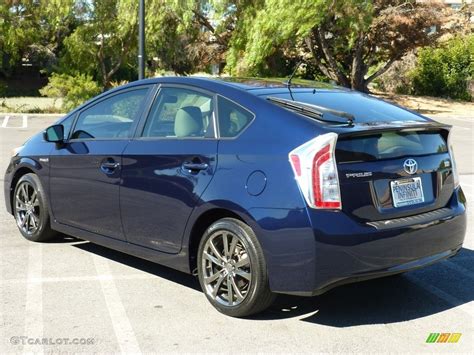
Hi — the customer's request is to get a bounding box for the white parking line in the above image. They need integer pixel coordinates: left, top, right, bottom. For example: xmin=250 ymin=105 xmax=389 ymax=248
xmin=444 ymin=261 xmax=474 ymax=281
xmin=93 ymin=256 xmax=141 ymax=354
xmin=452 ymin=125 xmax=471 ymax=131
xmin=438 ymin=116 xmax=474 ymax=123
xmin=0 ymin=274 xmax=156 ymax=285
xmin=24 ymin=245 xmax=44 ymax=354
xmin=1 ymin=115 xmax=9 ymax=128
xmin=0 ymin=115 xmax=28 ymax=128
xmin=407 ymin=274 xmax=474 ymax=316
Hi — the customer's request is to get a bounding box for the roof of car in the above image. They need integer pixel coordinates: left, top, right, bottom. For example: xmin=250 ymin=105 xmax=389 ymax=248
xmin=126 ymin=76 xmax=349 ymax=96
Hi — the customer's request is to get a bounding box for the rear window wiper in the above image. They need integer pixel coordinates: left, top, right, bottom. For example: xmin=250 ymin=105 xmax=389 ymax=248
xmin=267 ymin=96 xmax=355 ymax=125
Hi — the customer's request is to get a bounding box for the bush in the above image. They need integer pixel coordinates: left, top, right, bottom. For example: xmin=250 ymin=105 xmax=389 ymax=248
xmin=40 ymin=73 xmax=101 ymax=111
xmin=410 ymin=35 xmax=474 ymax=101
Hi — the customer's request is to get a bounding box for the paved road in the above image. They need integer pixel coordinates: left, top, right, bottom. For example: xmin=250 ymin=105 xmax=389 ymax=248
xmin=0 ymin=114 xmax=473 ymax=353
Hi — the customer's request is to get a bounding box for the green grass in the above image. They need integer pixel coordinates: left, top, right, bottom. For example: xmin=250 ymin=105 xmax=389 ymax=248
xmin=0 ymin=97 xmax=64 ymax=114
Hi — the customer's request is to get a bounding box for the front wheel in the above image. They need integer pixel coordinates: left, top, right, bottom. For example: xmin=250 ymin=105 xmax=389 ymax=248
xmin=13 ymin=173 xmax=57 ymax=242
xmin=197 ymin=218 xmax=275 ymax=317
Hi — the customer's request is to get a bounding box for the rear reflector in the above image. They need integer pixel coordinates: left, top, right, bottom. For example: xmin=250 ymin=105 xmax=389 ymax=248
xmin=289 ymin=132 xmax=341 ymax=209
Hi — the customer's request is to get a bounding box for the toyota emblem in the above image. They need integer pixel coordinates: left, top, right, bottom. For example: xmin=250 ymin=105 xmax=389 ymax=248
xmin=403 ymin=159 xmax=418 ymax=175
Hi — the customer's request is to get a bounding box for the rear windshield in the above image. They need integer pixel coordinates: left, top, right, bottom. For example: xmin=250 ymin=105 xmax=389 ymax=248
xmin=265 ymin=92 xmax=425 ymax=123
xmin=336 ymin=131 xmax=448 ymax=163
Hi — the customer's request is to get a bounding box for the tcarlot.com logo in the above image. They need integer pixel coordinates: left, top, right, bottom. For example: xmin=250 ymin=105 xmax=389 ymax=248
xmin=426 ymin=333 xmax=462 ymax=343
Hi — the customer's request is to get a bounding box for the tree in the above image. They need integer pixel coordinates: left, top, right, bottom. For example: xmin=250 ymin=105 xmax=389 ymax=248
xmin=0 ymin=0 xmax=79 ymax=77
xmin=226 ymin=0 xmax=451 ymax=92
xmin=61 ymin=0 xmax=138 ymax=88
xmin=145 ymin=0 xmax=244 ymax=74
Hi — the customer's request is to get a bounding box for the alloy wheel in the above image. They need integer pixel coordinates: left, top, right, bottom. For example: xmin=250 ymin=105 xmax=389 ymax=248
xmin=15 ymin=181 xmax=41 ymax=235
xmin=201 ymin=230 xmax=252 ymax=307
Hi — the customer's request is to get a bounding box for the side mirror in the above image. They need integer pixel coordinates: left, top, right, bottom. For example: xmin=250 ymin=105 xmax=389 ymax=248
xmin=44 ymin=124 xmax=64 ymax=143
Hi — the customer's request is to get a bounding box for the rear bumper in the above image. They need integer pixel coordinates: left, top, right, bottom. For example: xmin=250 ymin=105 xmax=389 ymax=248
xmin=257 ymin=188 xmax=467 ymax=296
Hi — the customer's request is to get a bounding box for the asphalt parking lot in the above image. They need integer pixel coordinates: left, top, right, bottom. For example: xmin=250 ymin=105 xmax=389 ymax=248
xmin=0 ymin=113 xmax=473 ymax=353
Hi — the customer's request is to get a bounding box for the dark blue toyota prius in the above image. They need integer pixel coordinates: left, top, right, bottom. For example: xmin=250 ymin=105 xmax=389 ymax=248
xmin=4 ymin=77 xmax=467 ymax=317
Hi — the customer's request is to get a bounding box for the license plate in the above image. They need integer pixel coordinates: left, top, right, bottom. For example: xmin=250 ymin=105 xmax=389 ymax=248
xmin=390 ymin=177 xmax=424 ymax=208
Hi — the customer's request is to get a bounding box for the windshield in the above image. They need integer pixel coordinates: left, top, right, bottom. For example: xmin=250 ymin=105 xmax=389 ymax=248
xmin=262 ymin=91 xmax=426 ymax=123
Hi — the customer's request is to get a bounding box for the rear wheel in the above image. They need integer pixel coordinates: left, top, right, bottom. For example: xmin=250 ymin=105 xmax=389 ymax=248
xmin=13 ymin=173 xmax=57 ymax=242
xmin=197 ymin=218 xmax=275 ymax=317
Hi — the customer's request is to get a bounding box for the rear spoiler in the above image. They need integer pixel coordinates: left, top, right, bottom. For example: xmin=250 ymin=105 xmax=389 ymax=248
xmin=333 ymin=121 xmax=451 ymax=139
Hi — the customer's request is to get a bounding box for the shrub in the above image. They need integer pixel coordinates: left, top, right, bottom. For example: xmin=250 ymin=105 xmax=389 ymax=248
xmin=410 ymin=35 xmax=474 ymax=101
xmin=40 ymin=73 xmax=101 ymax=111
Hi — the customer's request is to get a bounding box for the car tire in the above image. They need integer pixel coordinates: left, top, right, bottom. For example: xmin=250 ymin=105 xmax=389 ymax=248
xmin=197 ymin=217 xmax=275 ymax=317
xmin=13 ymin=173 xmax=58 ymax=242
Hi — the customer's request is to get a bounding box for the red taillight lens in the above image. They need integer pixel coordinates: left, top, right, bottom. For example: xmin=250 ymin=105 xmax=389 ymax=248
xmin=290 ymin=154 xmax=301 ymax=177
xmin=312 ymin=144 xmax=341 ymax=209
xmin=289 ymin=133 xmax=341 ymax=210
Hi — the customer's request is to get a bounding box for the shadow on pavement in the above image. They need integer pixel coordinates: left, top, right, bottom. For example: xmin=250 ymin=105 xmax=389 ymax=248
xmin=72 ymin=241 xmax=201 ymax=292
xmin=70 ymin=237 xmax=473 ymax=326
xmin=256 ymin=247 xmax=474 ymax=326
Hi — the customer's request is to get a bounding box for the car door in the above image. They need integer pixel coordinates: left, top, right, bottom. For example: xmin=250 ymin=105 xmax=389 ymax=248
xmin=120 ymin=85 xmax=218 ymax=253
xmin=49 ymin=86 xmax=152 ymax=240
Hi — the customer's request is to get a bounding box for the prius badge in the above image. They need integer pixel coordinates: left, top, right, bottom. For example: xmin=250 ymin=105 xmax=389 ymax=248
xmin=403 ymin=159 xmax=418 ymax=175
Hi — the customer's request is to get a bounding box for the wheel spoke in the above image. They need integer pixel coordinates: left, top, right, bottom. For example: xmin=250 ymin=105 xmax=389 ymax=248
xmin=204 ymin=269 xmax=224 ymax=284
xmin=20 ymin=213 xmax=28 ymax=228
xmin=204 ymin=252 xmax=223 ymax=267
xmin=32 ymin=196 xmax=39 ymax=207
xmin=30 ymin=213 xmax=38 ymax=228
xmin=230 ymin=277 xmax=244 ymax=301
xmin=29 ymin=191 xmax=37 ymax=204
xmin=222 ymin=233 xmax=230 ymax=258
xmin=25 ymin=213 xmax=31 ymax=231
xmin=229 ymin=235 xmax=238 ymax=257
xmin=209 ymin=240 xmax=225 ymax=262
xmin=235 ymin=256 xmax=250 ymax=269
xmin=21 ymin=184 xmax=28 ymax=202
xmin=235 ymin=269 xmax=251 ymax=281
xmin=211 ymin=274 xmax=226 ymax=298
xmin=227 ymin=275 xmax=234 ymax=305
xmin=16 ymin=201 xmax=27 ymax=211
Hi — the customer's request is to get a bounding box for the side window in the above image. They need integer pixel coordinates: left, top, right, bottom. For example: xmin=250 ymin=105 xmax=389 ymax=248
xmin=217 ymin=96 xmax=254 ymax=138
xmin=70 ymin=88 xmax=149 ymax=140
xmin=142 ymin=87 xmax=213 ymax=138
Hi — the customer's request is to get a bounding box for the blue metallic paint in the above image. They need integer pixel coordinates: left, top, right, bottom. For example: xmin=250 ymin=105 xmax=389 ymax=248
xmin=3 ymin=77 xmax=467 ymax=296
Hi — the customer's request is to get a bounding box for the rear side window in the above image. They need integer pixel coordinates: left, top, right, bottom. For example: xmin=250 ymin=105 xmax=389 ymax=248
xmin=71 ymin=89 xmax=149 ymax=140
xmin=217 ymin=96 xmax=254 ymax=138
xmin=336 ymin=131 xmax=448 ymax=163
xmin=142 ymin=87 xmax=213 ymax=138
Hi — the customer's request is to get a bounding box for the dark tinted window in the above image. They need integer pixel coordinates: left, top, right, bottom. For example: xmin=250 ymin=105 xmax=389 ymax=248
xmin=266 ymin=92 xmax=425 ymax=123
xmin=71 ymin=89 xmax=148 ymax=140
xmin=336 ymin=131 xmax=448 ymax=162
xmin=217 ymin=96 xmax=254 ymax=137
xmin=142 ymin=87 xmax=213 ymax=138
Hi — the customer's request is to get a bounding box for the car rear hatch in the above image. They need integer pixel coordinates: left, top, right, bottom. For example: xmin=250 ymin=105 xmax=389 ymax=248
xmin=334 ymin=122 xmax=455 ymax=222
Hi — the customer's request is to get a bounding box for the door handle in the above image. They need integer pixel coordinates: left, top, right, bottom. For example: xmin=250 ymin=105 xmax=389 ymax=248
xmin=182 ymin=162 xmax=208 ymax=172
xmin=100 ymin=159 xmax=120 ymax=174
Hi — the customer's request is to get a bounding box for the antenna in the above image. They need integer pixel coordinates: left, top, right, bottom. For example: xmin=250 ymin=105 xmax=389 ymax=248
xmin=285 ymin=61 xmax=302 ymax=100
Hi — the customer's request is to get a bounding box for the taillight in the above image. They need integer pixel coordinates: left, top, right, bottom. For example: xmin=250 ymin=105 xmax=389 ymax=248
xmin=447 ymin=131 xmax=460 ymax=188
xmin=289 ymin=132 xmax=341 ymax=209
